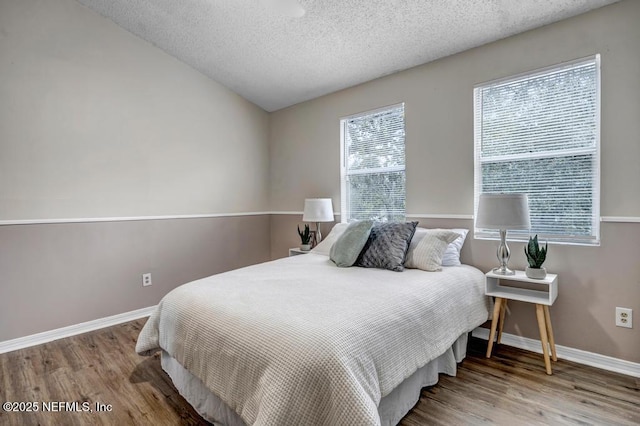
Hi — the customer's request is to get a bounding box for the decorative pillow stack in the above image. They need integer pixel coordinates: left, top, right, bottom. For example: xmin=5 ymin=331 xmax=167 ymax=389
xmin=354 ymin=221 xmax=418 ymax=272
xmin=322 ymin=222 xmax=469 ymax=272
xmin=405 ymin=229 xmax=462 ymax=271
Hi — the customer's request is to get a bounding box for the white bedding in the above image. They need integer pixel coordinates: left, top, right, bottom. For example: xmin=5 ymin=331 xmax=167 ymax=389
xmin=136 ymin=253 xmax=490 ymax=426
xmin=161 ymin=333 xmax=468 ymax=426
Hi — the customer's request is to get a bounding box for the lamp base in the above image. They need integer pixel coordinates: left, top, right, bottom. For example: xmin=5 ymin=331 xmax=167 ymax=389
xmin=492 ymin=266 xmax=516 ymax=276
xmin=493 ymin=229 xmax=515 ymax=275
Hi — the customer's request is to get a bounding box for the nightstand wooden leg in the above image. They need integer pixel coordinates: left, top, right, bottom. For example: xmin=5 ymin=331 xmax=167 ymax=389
xmin=535 ymin=304 xmax=552 ymax=375
xmin=486 ymin=297 xmax=503 ymax=358
xmin=497 ymin=299 xmax=507 ymax=344
xmin=543 ymin=305 xmax=557 ymax=362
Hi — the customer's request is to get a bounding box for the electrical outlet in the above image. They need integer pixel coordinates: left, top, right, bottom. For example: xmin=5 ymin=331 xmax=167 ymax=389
xmin=142 ymin=273 xmax=152 ymax=287
xmin=615 ymin=307 xmax=632 ymax=328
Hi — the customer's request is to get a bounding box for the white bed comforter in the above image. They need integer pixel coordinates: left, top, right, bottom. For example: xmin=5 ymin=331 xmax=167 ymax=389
xmin=136 ymin=254 xmax=490 ymax=426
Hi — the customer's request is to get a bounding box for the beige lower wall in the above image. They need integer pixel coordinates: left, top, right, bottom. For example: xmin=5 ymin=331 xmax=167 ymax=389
xmin=0 ymin=215 xmax=271 ymax=341
xmin=4 ymin=214 xmax=638 ymax=364
xmin=270 ymin=215 xmax=640 ymax=363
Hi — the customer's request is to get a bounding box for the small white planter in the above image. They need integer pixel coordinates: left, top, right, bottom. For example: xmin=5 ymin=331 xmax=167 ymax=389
xmin=526 ymin=266 xmax=547 ymax=280
xmin=300 ymin=244 xmax=311 ymax=251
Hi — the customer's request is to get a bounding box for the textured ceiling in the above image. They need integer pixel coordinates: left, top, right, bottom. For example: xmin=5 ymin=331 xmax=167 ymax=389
xmin=76 ymin=0 xmax=618 ymax=112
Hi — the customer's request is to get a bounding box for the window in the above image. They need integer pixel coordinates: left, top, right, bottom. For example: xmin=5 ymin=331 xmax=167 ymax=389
xmin=474 ymin=55 xmax=600 ymax=244
xmin=340 ymin=103 xmax=406 ymax=222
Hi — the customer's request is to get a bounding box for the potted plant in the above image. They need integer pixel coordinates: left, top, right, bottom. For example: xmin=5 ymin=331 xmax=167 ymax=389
xmin=524 ymin=235 xmax=548 ymax=279
xmin=297 ymin=224 xmax=312 ymax=251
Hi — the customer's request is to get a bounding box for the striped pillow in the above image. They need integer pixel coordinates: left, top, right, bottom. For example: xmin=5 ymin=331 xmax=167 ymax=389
xmin=405 ymin=229 xmax=460 ymax=271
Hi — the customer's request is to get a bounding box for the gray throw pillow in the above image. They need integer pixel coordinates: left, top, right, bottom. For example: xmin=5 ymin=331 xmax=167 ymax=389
xmin=330 ymin=220 xmax=374 ymax=267
xmin=355 ymin=221 xmax=418 ymax=272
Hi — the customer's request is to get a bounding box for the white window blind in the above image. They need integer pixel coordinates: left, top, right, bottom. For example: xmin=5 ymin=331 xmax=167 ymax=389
xmin=340 ymin=103 xmax=406 ymax=222
xmin=474 ymin=55 xmax=600 ymax=244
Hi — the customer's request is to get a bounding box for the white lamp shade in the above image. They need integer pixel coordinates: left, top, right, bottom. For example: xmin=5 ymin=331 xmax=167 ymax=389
xmin=302 ymin=198 xmax=334 ymax=222
xmin=476 ymin=193 xmax=531 ymax=230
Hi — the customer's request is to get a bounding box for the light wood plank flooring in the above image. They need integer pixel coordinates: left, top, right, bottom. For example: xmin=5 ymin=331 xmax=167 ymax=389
xmin=1 ymin=319 xmax=638 ymax=425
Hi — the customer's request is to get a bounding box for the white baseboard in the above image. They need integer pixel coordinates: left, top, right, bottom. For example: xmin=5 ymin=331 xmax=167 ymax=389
xmin=472 ymin=327 xmax=640 ymax=378
xmin=0 ymin=306 xmax=156 ymax=354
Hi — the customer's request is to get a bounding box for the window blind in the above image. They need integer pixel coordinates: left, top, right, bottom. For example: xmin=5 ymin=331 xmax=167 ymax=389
xmin=341 ymin=104 xmax=406 ymax=222
xmin=474 ymin=56 xmax=600 ymax=244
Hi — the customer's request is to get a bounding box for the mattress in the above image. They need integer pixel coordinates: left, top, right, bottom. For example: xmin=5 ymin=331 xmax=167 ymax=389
xmin=137 ymin=253 xmax=490 ymax=425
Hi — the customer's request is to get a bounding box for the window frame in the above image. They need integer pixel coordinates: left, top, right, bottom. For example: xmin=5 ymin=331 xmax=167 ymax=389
xmin=473 ymin=55 xmax=601 ymax=245
xmin=340 ymin=102 xmax=406 ymax=222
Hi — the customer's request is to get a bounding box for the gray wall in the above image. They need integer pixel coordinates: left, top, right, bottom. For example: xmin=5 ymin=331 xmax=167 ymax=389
xmin=0 ymin=216 xmax=271 ymax=341
xmin=269 ymin=1 xmax=640 ymax=363
xmin=0 ymin=0 xmax=269 ymax=220
xmin=0 ymin=0 xmax=271 ymax=340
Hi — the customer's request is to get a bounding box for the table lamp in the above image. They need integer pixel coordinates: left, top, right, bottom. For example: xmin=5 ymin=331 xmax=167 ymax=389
xmin=302 ymin=198 xmax=334 ymax=243
xmin=476 ymin=193 xmax=530 ymax=275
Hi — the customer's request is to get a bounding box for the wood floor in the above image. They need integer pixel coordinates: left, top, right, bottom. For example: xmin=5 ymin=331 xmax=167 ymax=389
xmin=1 ymin=319 xmax=638 ymax=426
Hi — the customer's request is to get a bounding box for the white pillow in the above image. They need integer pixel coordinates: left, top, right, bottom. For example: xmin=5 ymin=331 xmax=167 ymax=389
xmin=310 ymin=223 xmax=349 ymax=256
xmin=442 ymin=228 xmax=469 ymax=266
xmin=405 ymin=229 xmax=460 ymax=271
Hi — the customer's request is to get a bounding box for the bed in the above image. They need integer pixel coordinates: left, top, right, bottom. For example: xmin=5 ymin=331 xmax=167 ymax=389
xmin=136 ymin=246 xmax=491 ymax=425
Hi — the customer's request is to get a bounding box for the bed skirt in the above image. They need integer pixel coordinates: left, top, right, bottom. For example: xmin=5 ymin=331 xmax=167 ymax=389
xmin=161 ymin=332 xmax=468 ymax=426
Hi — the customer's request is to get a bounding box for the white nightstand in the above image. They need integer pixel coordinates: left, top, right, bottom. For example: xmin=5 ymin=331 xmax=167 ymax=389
xmin=485 ymin=270 xmax=558 ymax=375
xmin=288 ymin=248 xmax=310 ymax=257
